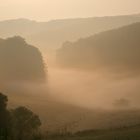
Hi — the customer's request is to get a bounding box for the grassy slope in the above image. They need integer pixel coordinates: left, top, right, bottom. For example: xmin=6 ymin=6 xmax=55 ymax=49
xmin=46 ymin=125 xmax=140 ymax=140
xmin=6 ymin=89 xmax=140 ymax=133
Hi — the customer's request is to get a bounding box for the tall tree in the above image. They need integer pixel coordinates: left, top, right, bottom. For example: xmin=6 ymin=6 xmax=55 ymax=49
xmin=0 ymin=93 xmax=10 ymax=140
xmin=11 ymin=106 xmax=41 ymax=140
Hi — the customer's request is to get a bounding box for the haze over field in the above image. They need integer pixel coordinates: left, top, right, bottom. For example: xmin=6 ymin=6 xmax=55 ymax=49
xmin=1 ymin=24 xmax=140 ymax=132
xmin=1 ymin=1 xmax=140 ymax=139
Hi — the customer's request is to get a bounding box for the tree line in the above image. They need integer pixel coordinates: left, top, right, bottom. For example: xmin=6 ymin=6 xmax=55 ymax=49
xmin=0 ymin=93 xmax=42 ymax=140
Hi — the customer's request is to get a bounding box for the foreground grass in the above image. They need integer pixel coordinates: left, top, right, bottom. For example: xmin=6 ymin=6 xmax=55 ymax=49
xmin=46 ymin=125 xmax=140 ymax=140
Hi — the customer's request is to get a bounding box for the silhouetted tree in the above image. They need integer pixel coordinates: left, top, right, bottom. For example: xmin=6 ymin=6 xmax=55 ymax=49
xmin=0 ymin=93 xmax=42 ymax=140
xmin=0 ymin=92 xmax=8 ymax=110
xmin=0 ymin=36 xmax=46 ymax=84
xmin=11 ymin=106 xmax=41 ymax=140
xmin=0 ymin=93 xmax=10 ymax=140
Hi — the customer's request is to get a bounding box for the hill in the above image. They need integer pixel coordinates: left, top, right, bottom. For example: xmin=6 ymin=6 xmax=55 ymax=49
xmin=7 ymin=89 xmax=140 ymax=133
xmin=0 ymin=36 xmax=46 ymax=83
xmin=1 ymin=14 xmax=140 ymax=49
xmin=56 ymin=22 xmax=140 ymax=75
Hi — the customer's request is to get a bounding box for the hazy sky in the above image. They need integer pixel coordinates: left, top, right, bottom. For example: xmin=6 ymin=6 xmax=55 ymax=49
xmin=0 ymin=0 xmax=140 ymax=21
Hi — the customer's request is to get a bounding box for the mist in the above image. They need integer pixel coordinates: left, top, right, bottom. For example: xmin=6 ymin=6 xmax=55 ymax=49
xmin=1 ymin=11 xmax=140 ymax=138
xmin=2 ymin=49 xmax=140 ymax=133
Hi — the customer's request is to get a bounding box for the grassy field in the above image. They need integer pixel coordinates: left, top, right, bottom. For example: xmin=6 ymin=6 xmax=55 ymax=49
xmin=46 ymin=125 xmax=140 ymax=140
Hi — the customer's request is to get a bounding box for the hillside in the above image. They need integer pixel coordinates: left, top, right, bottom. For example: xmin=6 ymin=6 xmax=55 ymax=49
xmin=46 ymin=125 xmax=140 ymax=140
xmin=0 ymin=36 xmax=46 ymax=83
xmin=1 ymin=14 xmax=140 ymax=49
xmin=56 ymin=22 xmax=140 ymax=75
xmin=7 ymin=89 xmax=140 ymax=133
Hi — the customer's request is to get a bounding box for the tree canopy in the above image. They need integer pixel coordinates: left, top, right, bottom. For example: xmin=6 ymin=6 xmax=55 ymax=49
xmin=0 ymin=93 xmax=42 ymax=140
xmin=0 ymin=36 xmax=46 ymax=83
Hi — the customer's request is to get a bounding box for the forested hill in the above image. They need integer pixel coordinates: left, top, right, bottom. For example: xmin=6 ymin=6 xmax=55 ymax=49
xmin=0 ymin=36 xmax=46 ymax=83
xmin=0 ymin=14 xmax=140 ymax=48
xmin=56 ymin=22 xmax=140 ymax=74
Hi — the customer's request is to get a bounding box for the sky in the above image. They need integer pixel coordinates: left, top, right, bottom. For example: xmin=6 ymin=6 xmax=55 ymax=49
xmin=0 ymin=0 xmax=140 ymax=21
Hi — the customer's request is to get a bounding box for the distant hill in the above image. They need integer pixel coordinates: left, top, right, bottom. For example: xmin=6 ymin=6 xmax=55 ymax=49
xmin=56 ymin=22 xmax=140 ymax=74
xmin=0 ymin=36 xmax=46 ymax=83
xmin=1 ymin=14 xmax=140 ymax=49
